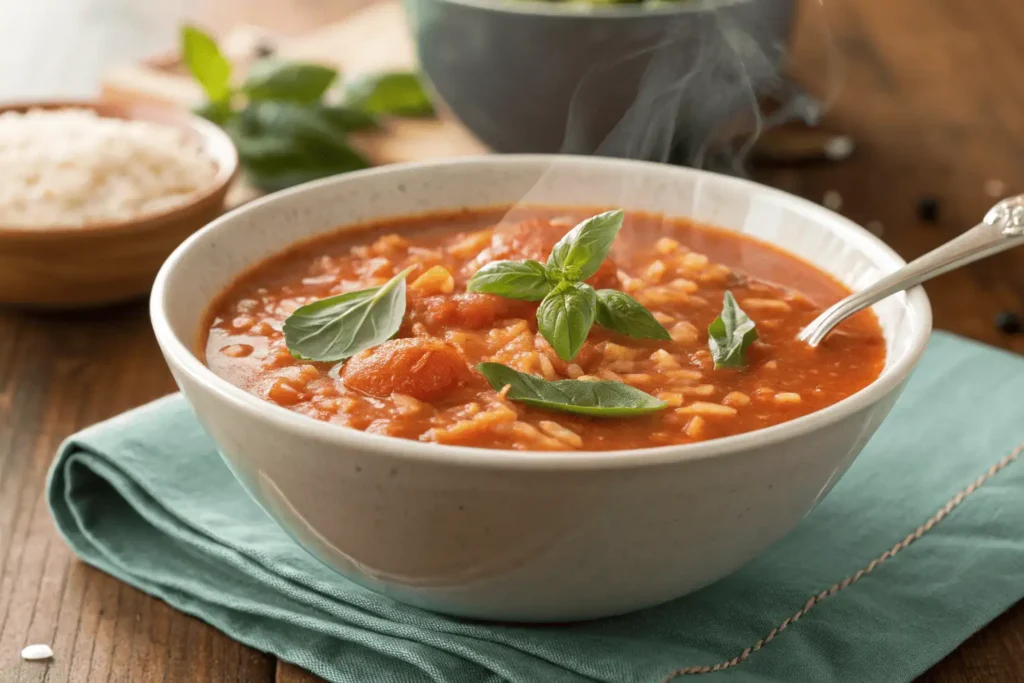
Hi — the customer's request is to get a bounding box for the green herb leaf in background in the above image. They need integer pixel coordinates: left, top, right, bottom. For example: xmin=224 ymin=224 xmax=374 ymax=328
xmin=283 ymin=266 xmax=415 ymax=362
xmin=708 ymin=291 xmax=758 ymax=369
xmin=178 ymin=27 xmax=436 ymax=193
xmin=537 ymin=282 xmax=597 ymax=362
xmin=466 ymin=260 xmax=551 ymax=301
xmin=228 ymin=101 xmax=370 ymax=192
xmin=192 ymin=99 xmax=233 ymax=126
xmin=235 ymin=100 xmax=352 ymax=143
xmin=242 ymin=59 xmax=339 ymax=104
xmin=181 ymin=25 xmax=232 ymax=104
xmin=345 ymin=72 xmax=435 ymax=117
xmin=595 ymin=289 xmax=671 ymax=340
xmin=477 ymin=363 xmax=667 ymax=418
xmin=315 ymin=105 xmax=380 ymax=132
xmin=546 ymin=210 xmax=625 ymax=282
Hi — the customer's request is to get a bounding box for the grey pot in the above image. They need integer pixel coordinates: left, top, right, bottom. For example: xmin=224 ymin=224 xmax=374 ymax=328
xmin=402 ymin=0 xmax=797 ymax=161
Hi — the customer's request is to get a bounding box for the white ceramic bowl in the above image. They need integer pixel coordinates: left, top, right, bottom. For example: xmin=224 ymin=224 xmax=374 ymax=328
xmin=150 ymin=155 xmax=931 ymax=622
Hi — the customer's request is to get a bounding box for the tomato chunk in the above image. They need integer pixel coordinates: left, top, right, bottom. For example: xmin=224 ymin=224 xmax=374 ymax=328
xmin=408 ymin=292 xmax=537 ymax=331
xmin=343 ymin=338 xmax=472 ymax=401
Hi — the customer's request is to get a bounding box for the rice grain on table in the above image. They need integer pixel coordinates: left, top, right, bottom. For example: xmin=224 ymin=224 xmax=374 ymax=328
xmin=0 ymin=108 xmax=217 ymax=227
xmin=20 ymin=644 xmax=53 ymax=661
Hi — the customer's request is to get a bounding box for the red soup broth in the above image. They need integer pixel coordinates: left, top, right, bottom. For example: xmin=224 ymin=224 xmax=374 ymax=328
xmin=202 ymin=207 xmax=886 ymax=451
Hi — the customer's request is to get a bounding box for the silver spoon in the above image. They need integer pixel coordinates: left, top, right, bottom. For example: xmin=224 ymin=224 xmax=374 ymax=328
xmin=799 ymin=194 xmax=1024 ymax=347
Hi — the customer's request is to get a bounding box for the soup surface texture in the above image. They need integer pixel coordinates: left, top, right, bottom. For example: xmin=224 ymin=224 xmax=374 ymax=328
xmin=204 ymin=208 xmax=886 ymax=451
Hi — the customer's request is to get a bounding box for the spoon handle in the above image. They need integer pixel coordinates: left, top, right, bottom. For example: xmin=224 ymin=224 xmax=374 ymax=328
xmin=798 ymin=194 xmax=1024 ymax=347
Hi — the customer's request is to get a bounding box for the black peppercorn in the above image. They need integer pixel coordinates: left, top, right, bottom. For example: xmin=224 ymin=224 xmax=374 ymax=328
xmin=917 ymin=197 xmax=940 ymax=223
xmin=254 ymin=42 xmax=276 ymax=58
xmin=995 ymin=311 xmax=1022 ymax=335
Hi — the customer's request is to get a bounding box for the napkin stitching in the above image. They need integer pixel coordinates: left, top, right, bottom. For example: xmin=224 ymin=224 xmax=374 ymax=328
xmin=660 ymin=441 xmax=1023 ymax=680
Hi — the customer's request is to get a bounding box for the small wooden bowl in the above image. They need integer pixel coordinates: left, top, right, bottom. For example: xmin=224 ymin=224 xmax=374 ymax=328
xmin=0 ymin=100 xmax=238 ymax=308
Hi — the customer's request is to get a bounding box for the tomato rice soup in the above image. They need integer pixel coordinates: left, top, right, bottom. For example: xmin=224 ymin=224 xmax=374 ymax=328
xmin=203 ymin=208 xmax=886 ymax=451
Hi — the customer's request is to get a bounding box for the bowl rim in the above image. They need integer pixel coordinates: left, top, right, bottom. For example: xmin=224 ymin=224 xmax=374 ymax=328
xmin=421 ymin=0 xmax=750 ymax=19
xmin=151 ymin=154 xmax=933 ymax=471
xmin=0 ymin=99 xmax=239 ymax=238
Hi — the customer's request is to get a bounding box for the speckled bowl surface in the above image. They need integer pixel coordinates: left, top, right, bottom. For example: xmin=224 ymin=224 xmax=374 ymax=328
xmin=402 ymin=0 xmax=796 ymax=155
xmin=151 ymin=155 xmax=931 ymax=621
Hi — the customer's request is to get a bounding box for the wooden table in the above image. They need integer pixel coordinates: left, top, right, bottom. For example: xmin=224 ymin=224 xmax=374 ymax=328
xmin=1 ymin=0 xmax=1022 ymax=680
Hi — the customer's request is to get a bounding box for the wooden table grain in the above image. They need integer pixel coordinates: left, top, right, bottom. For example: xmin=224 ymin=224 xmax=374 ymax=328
xmin=1 ymin=0 xmax=1022 ymax=681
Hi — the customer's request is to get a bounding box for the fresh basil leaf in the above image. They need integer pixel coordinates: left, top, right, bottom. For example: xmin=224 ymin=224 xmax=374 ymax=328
xmin=316 ymin=105 xmax=380 ymax=132
xmin=283 ymin=266 xmax=414 ymax=361
xmin=708 ymin=291 xmax=758 ymax=369
xmin=242 ymin=59 xmax=338 ymax=103
xmin=181 ymin=25 xmax=232 ymax=104
xmin=466 ymin=260 xmax=551 ymax=301
xmin=234 ymin=100 xmax=343 ymax=143
xmin=546 ymin=210 xmax=624 ymax=282
xmin=595 ymin=289 xmax=671 ymax=340
xmin=237 ymin=101 xmax=378 ymax=146
xmin=345 ymin=72 xmax=435 ymax=117
xmin=229 ymin=101 xmax=370 ymax=192
xmin=537 ymin=282 xmax=597 ymax=362
xmin=477 ymin=362 xmax=666 ymax=418
xmin=229 ymin=131 xmax=368 ymax=192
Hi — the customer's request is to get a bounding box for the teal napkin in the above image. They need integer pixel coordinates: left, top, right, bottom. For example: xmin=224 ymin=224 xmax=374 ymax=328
xmin=48 ymin=331 xmax=1024 ymax=683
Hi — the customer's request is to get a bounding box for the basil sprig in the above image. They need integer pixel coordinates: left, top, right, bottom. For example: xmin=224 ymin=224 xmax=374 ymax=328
xmin=226 ymin=101 xmax=371 ymax=193
xmin=345 ymin=72 xmax=435 ymax=118
xmin=467 ymin=210 xmax=669 ymax=360
xmin=477 ymin=363 xmax=667 ymax=418
xmin=708 ymin=291 xmax=758 ymax=369
xmin=180 ymin=26 xmax=434 ymax=192
xmin=283 ymin=267 xmax=414 ymax=362
xmin=242 ymin=59 xmax=338 ymax=104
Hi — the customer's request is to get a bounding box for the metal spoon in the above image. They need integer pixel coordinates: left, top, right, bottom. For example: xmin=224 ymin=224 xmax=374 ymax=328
xmin=798 ymin=194 xmax=1024 ymax=347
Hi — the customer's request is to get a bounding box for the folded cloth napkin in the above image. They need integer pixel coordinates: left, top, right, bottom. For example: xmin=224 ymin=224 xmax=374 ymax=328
xmin=48 ymin=331 xmax=1024 ymax=683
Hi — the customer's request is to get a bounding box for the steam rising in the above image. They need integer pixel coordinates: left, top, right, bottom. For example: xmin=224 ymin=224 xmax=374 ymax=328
xmin=503 ymin=0 xmax=841 ymax=254
xmin=559 ymin=0 xmax=841 ymax=173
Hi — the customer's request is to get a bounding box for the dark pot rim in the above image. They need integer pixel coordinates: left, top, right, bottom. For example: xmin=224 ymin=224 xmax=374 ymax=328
xmin=409 ymin=0 xmax=753 ymax=20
